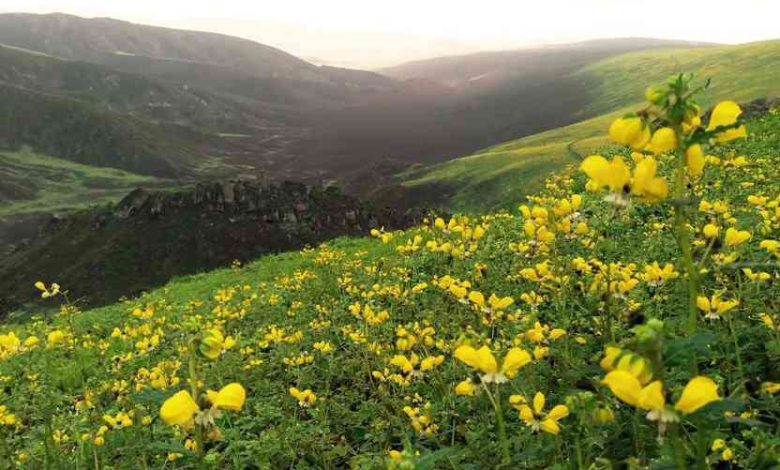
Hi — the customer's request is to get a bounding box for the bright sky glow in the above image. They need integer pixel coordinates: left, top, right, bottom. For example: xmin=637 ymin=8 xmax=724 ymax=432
xmin=2 ymin=1 xmax=778 ymax=68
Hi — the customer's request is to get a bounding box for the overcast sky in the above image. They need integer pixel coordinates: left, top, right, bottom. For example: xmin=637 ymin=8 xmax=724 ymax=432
xmin=2 ymin=1 xmax=779 ymax=68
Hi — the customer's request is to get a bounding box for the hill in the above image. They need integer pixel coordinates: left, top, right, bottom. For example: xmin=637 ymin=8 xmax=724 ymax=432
xmin=0 ymin=102 xmax=777 ymax=467
xmin=398 ymin=40 xmax=780 ymax=211
xmin=0 ymin=13 xmax=318 ymax=80
xmin=0 ymin=181 xmax=419 ymax=311
xmin=381 ymin=39 xmax=710 ymax=148
xmin=0 ymin=15 xmax=715 ymax=221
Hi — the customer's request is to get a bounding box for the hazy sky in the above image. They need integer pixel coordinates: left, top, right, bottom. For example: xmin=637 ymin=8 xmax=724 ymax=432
xmin=2 ymin=1 xmax=779 ymax=68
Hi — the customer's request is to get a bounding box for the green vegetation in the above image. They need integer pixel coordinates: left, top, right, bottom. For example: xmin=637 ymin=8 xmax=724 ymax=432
xmin=0 ymin=99 xmax=777 ymax=467
xmin=577 ymin=40 xmax=780 ymax=117
xmin=402 ymin=40 xmax=780 ymax=212
xmin=0 ymin=148 xmax=166 ymax=217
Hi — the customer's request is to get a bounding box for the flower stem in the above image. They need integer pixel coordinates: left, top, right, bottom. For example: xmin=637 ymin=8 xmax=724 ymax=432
xmin=672 ymin=127 xmax=700 ymax=337
xmin=483 ymin=385 xmax=510 ymax=465
xmin=188 ymin=340 xmax=205 ymax=463
xmin=727 ymin=313 xmax=746 ymax=394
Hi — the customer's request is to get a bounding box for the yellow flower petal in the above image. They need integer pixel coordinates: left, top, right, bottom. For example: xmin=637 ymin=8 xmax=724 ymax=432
xmin=648 ymin=127 xmax=677 ymax=155
xmin=533 ymin=392 xmax=546 ymax=415
xmin=500 ymin=348 xmax=532 ymax=375
xmin=214 ymin=383 xmax=246 ymax=411
xmin=609 ymin=117 xmax=649 ymax=149
xmin=674 ymin=376 xmax=720 ymax=414
xmin=518 ymin=405 xmax=535 ymax=424
xmin=475 ymin=346 xmax=498 ymax=374
xmin=724 ymin=228 xmax=751 ymax=246
xmin=539 ymin=418 xmax=561 ymax=435
xmin=631 ymin=157 xmax=668 ymax=202
xmin=468 ymin=291 xmax=485 ymax=307
xmin=602 ymin=370 xmax=642 ymax=407
xmin=453 ymin=345 xmax=481 ymax=369
xmin=685 ymin=144 xmax=706 ymax=178
xmin=547 ymin=404 xmax=569 ymax=421
xmin=638 ymin=381 xmax=665 ymax=411
xmin=160 ymin=390 xmax=199 ymax=426
xmin=708 ymin=101 xmax=747 ymax=143
xmin=455 ymin=379 xmax=476 ymax=396
xmin=599 ymin=346 xmax=621 ymax=371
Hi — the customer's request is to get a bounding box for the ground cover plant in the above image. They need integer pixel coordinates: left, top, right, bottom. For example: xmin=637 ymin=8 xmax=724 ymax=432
xmin=0 ymin=76 xmax=779 ymax=468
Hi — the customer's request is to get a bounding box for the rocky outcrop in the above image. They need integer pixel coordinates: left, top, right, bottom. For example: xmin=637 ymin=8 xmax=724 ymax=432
xmin=108 ymin=180 xmax=414 ymax=232
xmin=740 ymin=97 xmax=779 ymax=119
xmin=0 ymin=180 xmax=421 ymax=313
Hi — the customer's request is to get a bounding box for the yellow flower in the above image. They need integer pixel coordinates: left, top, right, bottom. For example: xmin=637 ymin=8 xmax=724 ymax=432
xmin=609 ymin=117 xmax=650 ymax=150
xmin=697 ymin=294 xmax=739 ymax=320
xmin=212 ymin=383 xmax=246 ymax=411
xmin=453 ymin=345 xmax=531 ymax=383
xmin=645 ymin=85 xmax=666 ymax=105
xmin=468 ymin=291 xmax=485 ymax=308
xmin=685 ymin=144 xmax=706 ymax=177
xmin=289 ymin=387 xmax=317 ymax=407
xmin=199 ymin=329 xmax=227 ymax=360
xmin=592 ymin=407 xmax=615 ymax=424
xmin=631 ymin=157 xmax=668 ymax=202
xmin=23 ymin=336 xmax=39 ymax=348
xmin=707 ymin=101 xmax=747 ymax=143
xmin=0 ymin=405 xmax=17 ymax=426
xmin=674 ymin=376 xmax=720 ymax=414
xmin=160 ymin=390 xmax=199 ymax=426
xmin=603 ymin=372 xmax=719 ymax=418
xmin=760 ymin=382 xmax=780 ymax=395
xmin=648 ymin=127 xmax=677 ymax=155
xmin=724 ymin=228 xmax=751 ymax=246
xmin=580 ymin=155 xmax=631 ymax=194
xmin=703 ymin=224 xmax=720 ymax=239
xmin=514 ymin=392 xmax=569 ymax=435
xmin=420 ymin=355 xmax=445 ymax=371
xmin=711 ymin=438 xmax=726 ymax=451
xmin=742 ymin=268 xmax=770 ymax=282
xmin=683 ymin=105 xmax=702 ymax=133
xmin=47 ymin=330 xmax=66 ymax=347
xmin=599 ymin=347 xmax=653 ymax=384
xmin=455 ymin=379 xmax=477 ymax=396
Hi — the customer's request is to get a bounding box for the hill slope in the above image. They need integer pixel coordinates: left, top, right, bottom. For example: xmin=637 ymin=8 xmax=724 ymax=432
xmin=0 ymin=181 xmax=417 ymax=310
xmin=0 ymin=15 xmax=717 ymax=216
xmin=0 ymin=109 xmax=777 ymax=467
xmin=0 ymin=13 xmax=317 ymax=80
xmin=381 ymin=39 xmax=710 ymax=149
xmin=399 ymin=40 xmax=780 ymax=211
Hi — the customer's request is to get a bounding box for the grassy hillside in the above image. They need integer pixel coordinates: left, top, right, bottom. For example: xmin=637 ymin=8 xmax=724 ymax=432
xmin=0 ymin=106 xmax=777 ymax=467
xmin=401 ymin=41 xmax=780 ymax=212
xmin=576 ymin=40 xmax=780 ymax=118
xmin=0 ymin=148 xmax=167 ymax=217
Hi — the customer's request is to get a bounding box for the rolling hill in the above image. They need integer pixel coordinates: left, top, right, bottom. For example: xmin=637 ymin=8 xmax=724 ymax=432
xmin=397 ymin=40 xmax=780 ymax=211
xmin=0 ymin=14 xmax=714 ymax=222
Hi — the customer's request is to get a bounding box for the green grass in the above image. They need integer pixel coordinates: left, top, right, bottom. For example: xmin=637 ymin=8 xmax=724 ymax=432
xmin=0 ymin=112 xmax=778 ymax=467
xmin=577 ymin=40 xmax=780 ymax=118
xmin=402 ymin=40 xmax=780 ymax=212
xmin=0 ymin=148 xmax=169 ymax=217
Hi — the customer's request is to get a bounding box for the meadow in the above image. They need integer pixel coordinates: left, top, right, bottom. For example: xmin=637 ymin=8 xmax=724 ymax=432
xmin=0 ymin=78 xmax=779 ymax=469
xmin=0 ymin=148 xmax=166 ymax=217
xmin=401 ymin=40 xmax=780 ymax=212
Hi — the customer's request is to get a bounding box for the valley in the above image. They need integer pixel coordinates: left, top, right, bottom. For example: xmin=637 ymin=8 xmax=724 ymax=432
xmin=0 ymin=4 xmax=779 ymax=468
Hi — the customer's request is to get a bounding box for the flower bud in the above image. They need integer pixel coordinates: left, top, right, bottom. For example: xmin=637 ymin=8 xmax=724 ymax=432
xmin=644 ymin=85 xmax=666 ymax=105
xmin=199 ymin=329 xmax=225 ymax=360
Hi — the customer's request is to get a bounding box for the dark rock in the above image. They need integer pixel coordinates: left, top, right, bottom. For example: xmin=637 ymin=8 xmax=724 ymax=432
xmin=0 ymin=179 xmax=422 ymax=313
